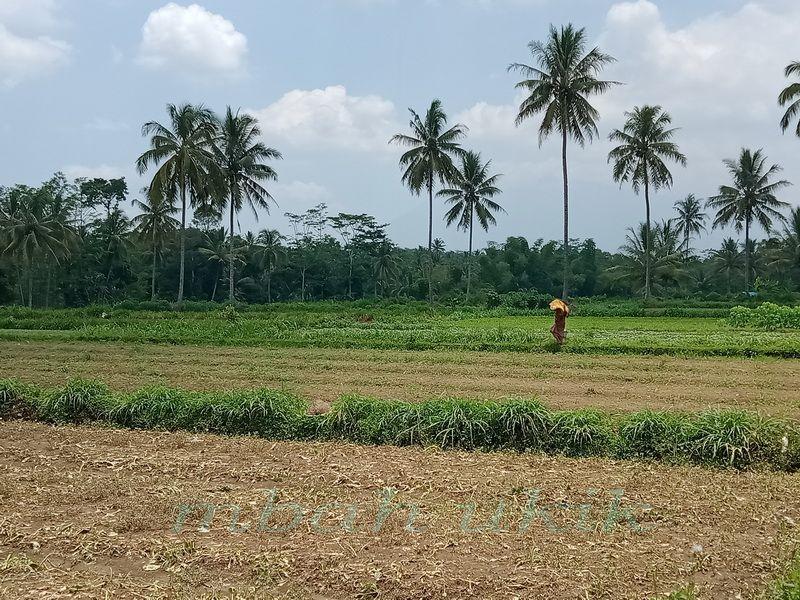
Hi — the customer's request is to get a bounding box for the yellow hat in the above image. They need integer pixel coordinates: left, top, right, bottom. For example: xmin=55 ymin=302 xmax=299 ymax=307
xmin=549 ymin=299 xmax=570 ymax=315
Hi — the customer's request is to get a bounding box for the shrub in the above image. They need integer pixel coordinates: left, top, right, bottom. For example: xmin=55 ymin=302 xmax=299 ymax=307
xmin=618 ymin=411 xmax=689 ymax=461
xmin=489 ymin=398 xmax=551 ymax=450
xmin=682 ymin=411 xmax=781 ymax=468
xmin=38 ymin=379 xmax=114 ymax=423
xmin=728 ymin=303 xmax=800 ymax=331
xmin=548 ymin=409 xmax=615 ymax=457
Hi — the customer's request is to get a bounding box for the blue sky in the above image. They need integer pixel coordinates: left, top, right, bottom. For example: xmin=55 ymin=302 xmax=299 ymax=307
xmin=1 ymin=0 xmax=799 ymax=251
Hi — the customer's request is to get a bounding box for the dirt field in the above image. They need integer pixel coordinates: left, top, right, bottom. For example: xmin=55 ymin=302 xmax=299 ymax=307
xmin=1 ymin=420 xmax=799 ymax=599
xmin=2 ymin=340 xmax=800 ymax=417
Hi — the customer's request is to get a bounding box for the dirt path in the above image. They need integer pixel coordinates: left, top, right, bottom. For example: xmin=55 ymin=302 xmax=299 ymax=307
xmin=1 ymin=340 xmax=799 ymax=417
xmin=0 ymin=420 xmax=799 ymax=599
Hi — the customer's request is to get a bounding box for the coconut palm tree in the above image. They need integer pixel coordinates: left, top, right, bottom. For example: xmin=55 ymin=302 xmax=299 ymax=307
xmin=779 ymin=61 xmax=800 ymax=136
xmin=769 ymin=206 xmax=800 ymax=278
xmin=706 ymin=149 xmax=791 ymax=292
xmin=710 ymin=238 xmax=743 ymax=295
xmin=509 ymin=24 xmax=618 ymax=299
xmin=97 ymin=207 xmax=134 ymax=287
xmin=213 ymin=107 xmax=282 ymax=304
xmin=132 ymin=189 xmax=180 ymax=300
xmin=673 ymin=194 xmax=707 ymax=260
xmin=136 ymin=103 xmax=220 ymax=304
xmin=438 ymin=151 xmax=504 ymax=301
xmin=0 ymin=185 xmax=73 ymax=307
xmin=372 ymin=241 xmax=396 ymax=298
xmin=608 ymin=105 xmax=687 ymax=298
xmin=607 ymin=221 xmax=683 ymax=295
xmin=390 ymin=100 xmax=466 ymax=303
xmin=256 ymin=228 xmax=285 ymax=303
xmin=198 ymin=227 xmax=240 ymax=302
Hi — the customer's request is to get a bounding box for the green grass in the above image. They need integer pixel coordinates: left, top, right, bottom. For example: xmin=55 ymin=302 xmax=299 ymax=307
xmin=0 ymin=305 xmax=799 ymax=357
xmin=3 ymin=377 xmax=799 ymax=472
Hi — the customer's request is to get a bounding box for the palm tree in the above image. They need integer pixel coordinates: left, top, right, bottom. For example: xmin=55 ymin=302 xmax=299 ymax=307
xmin=213 ymin=107 xmax=282 ymax=304
xmin=97 ymin=207 xmax=134 ymax=287
xmin=136 ymin=103 xmax=220 ymax=304
xmin=256 ymin=228 xmax=285 ymax=303
xmin=706 ymin=149 xmax=791 ymax=292
xmin=372 ymin=241 xmax=396 ymax=298
xmin=607 ymin=222 xmax=683 ymax=295
xmin=438 ymin=151 xmax=504 ymax=301
xmin=673 ymin=194 xmax=707 ymax=260
xmin=390 ymin=100 xmax=466 ymax=303
xmin=608 ymin=106 xmax=686 ymax=298
xmin=198 ymin=227 xmax=240 ymax=302
xmin=0 ymin=186 xmax=73 ymax=307
xmin=779 ymin=61 xmax=800 ymax=136
xmin=769 ymin=206 xmax=800 ymax=278
xmin=132 ymin=189 xmax=180 ymax=300
xmin=709 ymin=238 xmax=743 ymax=295
xmin=509 ymin=24 xmax=618 ymax=299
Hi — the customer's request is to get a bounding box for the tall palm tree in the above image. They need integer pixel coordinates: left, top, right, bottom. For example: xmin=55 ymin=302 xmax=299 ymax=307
xmin=608 ymin=105 xmax=686 ymax=298
xmin=97 ymin=207 xmax=134 ymax=287
xmin=390 ymin=100 xmax=466 ymax=303
xmin=136 ymin=103 xmax=220 ymax=304
xmin=256 ymin=228 xmax=285 ymax=303
xmin=438 ymin=151 xmax=504 ymax=301
xmin=673 ymin=194 xmax=707 ymax=260
xmin=509 ymin=24 xmax=618 ymax=299
xmin=706 ymin=149 xmax=791 ymax=292
xmin=779 ymin=61 xmax=800 ymax=136
xmin=213 ymin=107 xmax=282 ymax=304
xmin=132 ymin=190 xmax=180 ymax=300
xmin=710 ymin=238 xmax=743 ymax=295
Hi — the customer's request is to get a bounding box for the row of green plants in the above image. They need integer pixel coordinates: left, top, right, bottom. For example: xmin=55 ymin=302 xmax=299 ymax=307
xmin=2 ymin=379 xmax=798 ymax=472
xmin=728 ymin=303 xmax=800 ymax=331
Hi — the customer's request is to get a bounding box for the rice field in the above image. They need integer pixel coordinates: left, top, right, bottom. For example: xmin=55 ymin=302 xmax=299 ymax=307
xmin=2 ymin=304 xmax=800 ymax=599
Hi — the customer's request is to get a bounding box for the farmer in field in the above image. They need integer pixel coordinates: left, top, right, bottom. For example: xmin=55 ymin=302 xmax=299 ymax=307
xmin=549 ymin=299 xmax=570 ymax=344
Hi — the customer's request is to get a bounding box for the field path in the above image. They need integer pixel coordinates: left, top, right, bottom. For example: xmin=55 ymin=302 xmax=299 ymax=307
xmin=2 ymin=340 xmax=799 ymax=417
xmin=1 ymin=420 xmax=799 ymax=599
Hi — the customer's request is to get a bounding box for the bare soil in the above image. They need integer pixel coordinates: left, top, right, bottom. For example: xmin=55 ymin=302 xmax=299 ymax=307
xmin=1 ymin=420 xmax=799 ymax=599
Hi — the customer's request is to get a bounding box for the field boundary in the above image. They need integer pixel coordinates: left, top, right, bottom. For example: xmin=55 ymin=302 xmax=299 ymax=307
xmin=3 ymin=378 xmax=799 ymax=472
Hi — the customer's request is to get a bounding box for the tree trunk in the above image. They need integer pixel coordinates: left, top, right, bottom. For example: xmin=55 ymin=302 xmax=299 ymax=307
xmin=45 ymin=260 xmax=51 ymax=309
xmin=27 ymin=265 xmax=33 ymax=308
xmin=466 ymin=206 xmax=474 ymax=303
xmin=644 ymin=172 xmax=652 ymax=300
xmin=744 ymin=216 xmax=751 ymax=293
xmin=427 ymin=172 xmax=434 ymax=306
xmin=177 ymin=185 xmax=187 ymax=304
xmin=348 ymin=251 xmax=353 ymax=300
xmin=561 ymin=126 xmax=570 ymax=300
xmin=228 ymin=182 xmax=236 ymax=304
xmin=151 ymin=230 xmax=157 ymax=301
xmin=684 ymin=230 xmax=690 ymax=262
xmin=211 ymin=264 xmax=220 ymax=302
xmin=267 ymin=271 xmax=272 ymax=303
xmin=301 ymin=268 xmax=306 ymax=302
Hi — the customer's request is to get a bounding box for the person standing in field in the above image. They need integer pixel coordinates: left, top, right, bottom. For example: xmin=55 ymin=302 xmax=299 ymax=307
xmin=549 ymin=299 xmax=570 ymax=344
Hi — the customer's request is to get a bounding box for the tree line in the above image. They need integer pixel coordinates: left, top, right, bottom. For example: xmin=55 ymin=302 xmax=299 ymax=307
xmin=1 ymin=23 xmax=800 ymax=307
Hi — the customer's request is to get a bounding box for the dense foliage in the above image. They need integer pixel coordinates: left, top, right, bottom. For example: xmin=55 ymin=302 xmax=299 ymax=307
xmin=2 ymin=174 xmax=800 ymax=308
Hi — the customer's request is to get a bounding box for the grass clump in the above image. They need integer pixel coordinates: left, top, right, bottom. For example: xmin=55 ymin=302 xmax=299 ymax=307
xmin=548 ymin=409 xmax=616 ymax=457
xmin=682 ymin=411 xmax=781 ymax=468
xmin=618 ymin=411 xmax=688 ymax=461
xmin=0 ymin=379 xmax=38 ymax=419
xmin=38 ymin=379 xmax=114 ymax=423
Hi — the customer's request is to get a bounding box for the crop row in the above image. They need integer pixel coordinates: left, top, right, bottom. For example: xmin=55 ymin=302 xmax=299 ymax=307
xmin=2 ymin=379 xmax=799 ymax=472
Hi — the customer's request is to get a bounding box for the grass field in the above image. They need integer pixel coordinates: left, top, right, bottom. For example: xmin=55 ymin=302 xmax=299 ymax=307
xmin=2 ymin=303 xmax=800 ymax=599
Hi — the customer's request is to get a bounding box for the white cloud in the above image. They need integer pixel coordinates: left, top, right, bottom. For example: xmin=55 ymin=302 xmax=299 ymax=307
xmin=250 ymin=85 xmax=399 ymax=152
xmin=0 ymin=0 xmax=60 ymax=33
xmin=62 ymin=164 xmax=126 ymax=180
xmin=0 ymin=0 xmax=69 ymax=87
xmin=272 ymin=181 xmax=331 ymax=203
xmin=137 ymin=3 xmax=247 ymax=78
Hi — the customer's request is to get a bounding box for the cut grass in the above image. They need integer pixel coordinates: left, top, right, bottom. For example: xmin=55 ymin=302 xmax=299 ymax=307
xmin=3 ymin=377 xmax=799 ymax=472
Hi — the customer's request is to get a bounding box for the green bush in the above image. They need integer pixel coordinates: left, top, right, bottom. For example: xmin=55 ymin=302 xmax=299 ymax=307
xmin=728 ymin=303 xmax=800 ymax=330
xmin=618 ymin=411 xmax=688 ymax=461
xmin=4 ymin=379 xmax=800 ymax=472
xmin=548 ymin=409 xmax=616 ymax=457
xmin=38 ymin=379 xmax=114 ymax=423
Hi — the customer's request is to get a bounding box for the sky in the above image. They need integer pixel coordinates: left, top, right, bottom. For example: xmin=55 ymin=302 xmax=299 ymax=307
xmin=1 ymin=0 xmax=799 ymax=253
